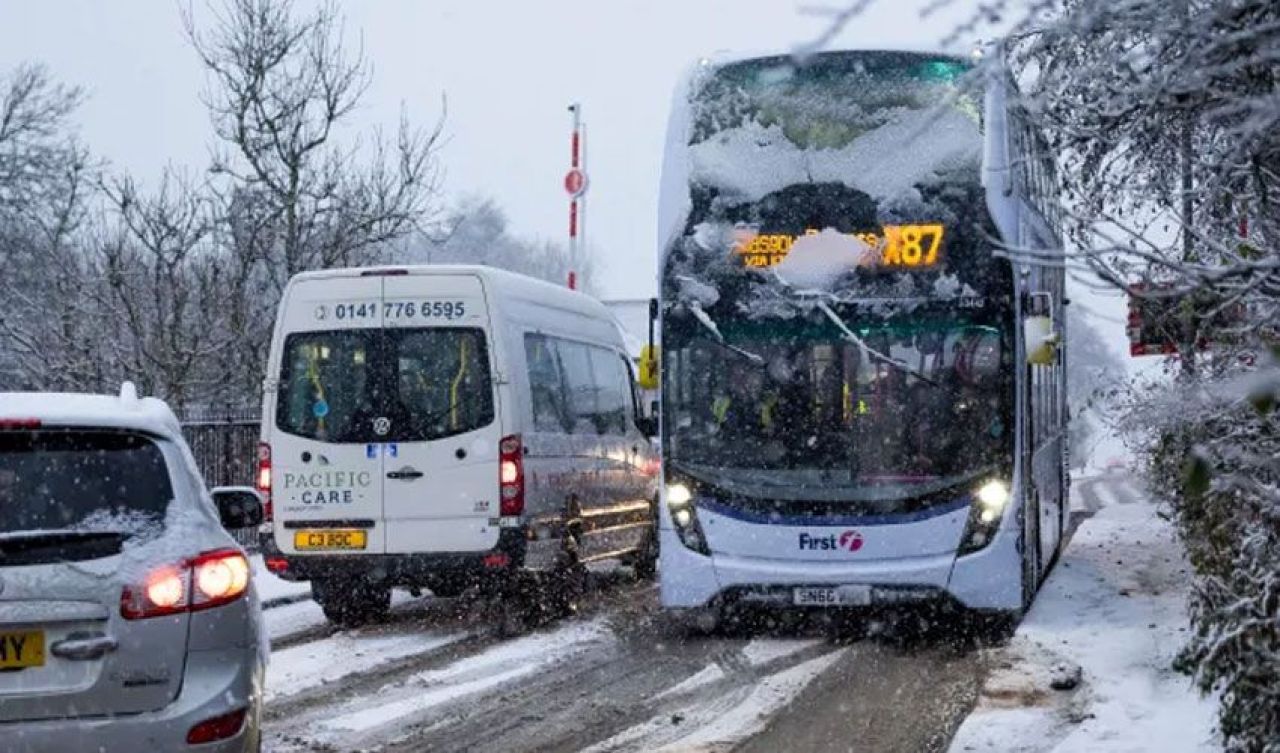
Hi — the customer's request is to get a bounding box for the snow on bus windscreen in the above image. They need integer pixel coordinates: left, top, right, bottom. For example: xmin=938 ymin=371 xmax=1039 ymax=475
xmin=688 ymin=50 xmax=980 ymax=199
xmin=277 ymin=328 xmax=494 ymax=443
xmin=672 ymin=50 xmax=998 ymax=295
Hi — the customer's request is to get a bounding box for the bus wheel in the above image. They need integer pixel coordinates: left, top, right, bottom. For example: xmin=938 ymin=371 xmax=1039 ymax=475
xmin=664 ymin=604 xmax=723 ymax=637
xmin=1022 ymin=498 xmax=1042 ymax=613
xmin=313 ymin=576 xmax=390 ymax=627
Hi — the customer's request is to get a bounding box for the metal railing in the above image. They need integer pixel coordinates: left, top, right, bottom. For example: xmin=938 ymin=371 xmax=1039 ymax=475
xmin=181 ymin=412 xmax=261 ymax=488
xmin=181 ymin=412 xmax=263 ymax=552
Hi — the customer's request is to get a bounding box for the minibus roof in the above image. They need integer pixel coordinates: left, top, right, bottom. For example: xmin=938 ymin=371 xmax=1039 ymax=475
xmin=286 ymin=264 xmax=615 ymax=325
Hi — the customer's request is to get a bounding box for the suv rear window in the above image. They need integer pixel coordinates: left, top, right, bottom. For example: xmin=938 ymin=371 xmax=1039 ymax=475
xmin=278 ymin=328 xmax=494 ymax=443
xmin=0 ymin=431 xmax=174 ymax=534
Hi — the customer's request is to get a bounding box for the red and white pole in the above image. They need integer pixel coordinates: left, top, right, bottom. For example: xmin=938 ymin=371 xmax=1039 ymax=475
xmin=565 ymin=103 xmax=588 ymax=289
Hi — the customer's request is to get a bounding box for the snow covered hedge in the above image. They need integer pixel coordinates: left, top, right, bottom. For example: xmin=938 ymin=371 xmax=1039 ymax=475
xmin=1133 ymin=380 xmax=1280 ymax=752
xmin=994 ymin=0 xmax=1280 ymax=745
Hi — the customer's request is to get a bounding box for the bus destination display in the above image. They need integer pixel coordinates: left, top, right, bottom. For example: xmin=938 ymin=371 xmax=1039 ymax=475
xmin=736 ymin=224 xmax=945 ymax=270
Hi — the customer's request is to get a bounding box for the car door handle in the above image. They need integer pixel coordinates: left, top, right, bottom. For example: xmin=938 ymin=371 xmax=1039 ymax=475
xmin=387 ymin=468 xmax=425 ymax=481
xmin=50 ymin=633 xmax=118 ymax=660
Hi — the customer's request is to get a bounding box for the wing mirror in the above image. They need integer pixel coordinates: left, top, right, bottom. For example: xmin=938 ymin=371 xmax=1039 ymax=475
xmin=212 ymin=487 xmax=265 ymax=530
xmin=1024 ymin=292 xmax=1060 ymax=366
xmin=639 ymin=297 xmax=661 ymax=390
xmin=638 ymin=344 xmax=661 ymax=390
xmin=1024 ymin=315 xmax=1059 ymax=365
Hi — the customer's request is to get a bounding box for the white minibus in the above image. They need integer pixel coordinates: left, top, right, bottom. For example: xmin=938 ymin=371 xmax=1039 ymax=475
xmin=258 ymin=265 xmax=659 ymax=625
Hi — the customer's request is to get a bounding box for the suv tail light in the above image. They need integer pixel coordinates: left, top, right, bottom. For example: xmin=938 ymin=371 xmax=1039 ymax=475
xmin=121 ymin=548 xmax=250 ymax=620
xmin=256 ymin=442 xmax=273 ymax=522
xmin=499 ymin=434 xmax=524 ymax=516
xmin=187 ymin=707 xmax=248 ymax=744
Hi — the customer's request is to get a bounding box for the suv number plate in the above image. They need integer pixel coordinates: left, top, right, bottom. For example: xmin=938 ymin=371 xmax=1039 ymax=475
xmin=0 ymin=629 xmax=45 ymax=669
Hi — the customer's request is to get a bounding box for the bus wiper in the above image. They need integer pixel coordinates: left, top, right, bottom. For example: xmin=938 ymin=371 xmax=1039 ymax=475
xmin=813 ymin=300 xmax=942 ymax=388
xmin=688 ymin=301 xmax=765 ymax=365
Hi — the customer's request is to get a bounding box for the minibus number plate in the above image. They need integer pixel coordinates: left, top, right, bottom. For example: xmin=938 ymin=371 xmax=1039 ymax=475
xmin=793 ymin=586 xmax=871 ymax=607
xmin=294 ymin=530 xmax=368 ymax=551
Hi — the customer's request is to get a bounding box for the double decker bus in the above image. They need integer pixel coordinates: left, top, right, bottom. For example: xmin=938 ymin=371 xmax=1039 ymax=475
xmin=646 ymin=48 xmax=1067 ymax=629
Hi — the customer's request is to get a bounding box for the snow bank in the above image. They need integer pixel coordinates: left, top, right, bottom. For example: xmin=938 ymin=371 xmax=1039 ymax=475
xmin=948 ymin=500 xmax=1218 ymax=752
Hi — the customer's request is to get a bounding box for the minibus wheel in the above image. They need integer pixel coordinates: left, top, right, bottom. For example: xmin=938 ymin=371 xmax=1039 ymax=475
xmin=424 ymin=575 xmax=467 ymax=599
xmin=313 ymin=576 xmax=391 ymax=627
xmin=546 ymin=546 xmax=587 ymax=618
xmin=628 ymin=497 xmax=660 ymax=580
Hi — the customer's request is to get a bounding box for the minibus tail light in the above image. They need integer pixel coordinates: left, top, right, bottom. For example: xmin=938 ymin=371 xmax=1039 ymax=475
xmin=499 ymin=434 xmax=524 ymax=516
xmin=256 ymin=442 xmax=273 ymax=522
xmin=0 ymin=418 xmax=41 ymax=430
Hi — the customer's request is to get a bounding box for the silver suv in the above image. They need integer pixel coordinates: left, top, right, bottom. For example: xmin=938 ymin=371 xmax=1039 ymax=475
xmin=0 ymin=386 xmax=266 ymax=752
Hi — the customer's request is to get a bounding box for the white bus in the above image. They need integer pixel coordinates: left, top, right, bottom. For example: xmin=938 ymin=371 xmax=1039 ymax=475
xmin=647 ymin=48 xmax=1067 ymax=631
xmin=258 ymin=265 xmax=660 ymax=626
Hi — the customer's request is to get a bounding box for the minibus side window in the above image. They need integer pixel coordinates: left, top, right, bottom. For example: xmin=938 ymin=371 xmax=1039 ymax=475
xmin=524 ymin=334 xmax=572 ymax=433
xmin=587 ymin=347 xmax=629 ymax=436
xmin=556 ymin=340 xmax=603 ymax=436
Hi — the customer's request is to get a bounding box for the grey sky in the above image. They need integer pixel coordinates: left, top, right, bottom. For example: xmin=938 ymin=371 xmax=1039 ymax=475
xmin=0 ymin=0 xmax=1002 ymax=301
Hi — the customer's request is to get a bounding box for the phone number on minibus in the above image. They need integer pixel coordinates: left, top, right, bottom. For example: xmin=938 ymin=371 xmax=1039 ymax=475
xmin=322 ymin=300 xmax=469 ymax=321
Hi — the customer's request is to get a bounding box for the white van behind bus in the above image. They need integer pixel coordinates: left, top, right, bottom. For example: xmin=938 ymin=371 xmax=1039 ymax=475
xmin=257 ymin=265 xmax=659 ymax=625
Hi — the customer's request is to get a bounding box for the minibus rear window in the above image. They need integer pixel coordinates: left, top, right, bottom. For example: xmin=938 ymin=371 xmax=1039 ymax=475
xmin=277 ymin=328 xmax=494 ymax=443
xmin=278 ymin=331 xmax=377 ymax=443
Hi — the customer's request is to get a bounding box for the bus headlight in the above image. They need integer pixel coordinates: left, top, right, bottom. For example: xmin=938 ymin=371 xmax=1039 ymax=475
xmin=976 ymin=480 xmax=1010 ymax=522
xmin=665 ymin=481 xmax=709 ymax=555
xmin=667 ymin=483 xmax=693 ymax=507
xmin=959 ymin=478 xmax=1011 ymax=554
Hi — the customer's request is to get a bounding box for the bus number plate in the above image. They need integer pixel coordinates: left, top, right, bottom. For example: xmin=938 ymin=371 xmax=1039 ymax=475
xmin=793 ymin=586 xmax=871 ymax=607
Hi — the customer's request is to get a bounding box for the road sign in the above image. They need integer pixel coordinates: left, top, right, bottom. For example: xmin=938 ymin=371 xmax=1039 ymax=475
xmin=1126 ymin=282 xmax=1245 ymax=356
xmin=564 ymin=168 xmax=587 ymax=197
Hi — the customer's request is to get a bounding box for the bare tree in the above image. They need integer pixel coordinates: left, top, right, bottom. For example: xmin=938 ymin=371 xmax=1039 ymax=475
xmin=410 ymin=196 xmax=598 ymax=293
xmin=0 ymin=63 xmax=84 ymax=220
xmin=98 ymin=170 xmax=228 ymax=412
xmin=0 ymin=63 xmax=101 ymax=391
xmin=184 ymin=0 xmax=445 ymax=293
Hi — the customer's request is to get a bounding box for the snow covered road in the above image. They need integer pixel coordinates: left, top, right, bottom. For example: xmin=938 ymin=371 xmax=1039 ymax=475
xmin=256 ymin=569 xmax=983 ymax=753
xmin=250 ymin=472 xmax=1185 ymax=752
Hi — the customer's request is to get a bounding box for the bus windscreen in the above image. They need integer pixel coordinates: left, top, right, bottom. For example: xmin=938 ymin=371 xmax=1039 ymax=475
xmin=663 ymin=312 xmax=1012 ymax=506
